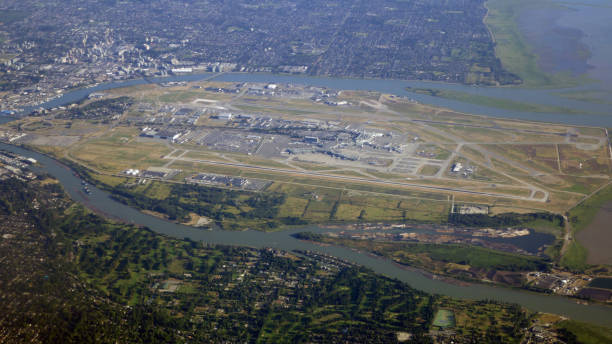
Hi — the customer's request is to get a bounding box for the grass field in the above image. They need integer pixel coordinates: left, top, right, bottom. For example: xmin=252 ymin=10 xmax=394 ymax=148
xmin=560 ymin=240 xmax=589 ymax=271
xmin=226 ymin=154 xmax=295 ymax=169
xmin=488 ymin=144 xmax=560 ymax=175
xmin=432 ymin=309 xmax=456 ymax=329
xmin=559 ymin=144 xmax=611 ymax=176
xmin=417 ymin=144 xmax=452 ymax=160
xmin=278 ymin=184 xmax=450 ymax=223
xmin=71 ymin=130 xmax=171 ymax=173
xmin=442 ymin=299 xmax=527 ymax=341
xmin=559 ymin=175 xmax=607 ymax=195
xmin=418 ymin=164 xmax=441 ymax=176
xmin=183 ymin=150 xmax=231 ymax=162
xmin=86 ymin=170 xmax=451 ymax=231
xmin=565 ymin=183 xmax=612 ymax=268
xmin=556 ymin=320 xmax=612 ymax=344
xmin=290 ymin=160 xmax=339 ymax=171
xmin=569 ymin=183 xmax=612 ymax=233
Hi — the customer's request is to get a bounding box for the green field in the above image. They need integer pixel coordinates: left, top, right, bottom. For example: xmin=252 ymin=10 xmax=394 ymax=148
xmin=568 ymin=184 xmax=612 ymax=233
xmin=71 ymin=128 xmax=171 ymax=172
xmin=564 ymin=183 xmax=612 ymax=269
xmin=560 ymin=240 xmax=589 ymax=271
xmin=432 ymin=309 xmax=456 ymax=328
xmin=80 ymin=171 xmax=451 ymax=231
xmin=4 ymin=175 xmax=543 ymax=342
xmin=556 ymin=320 xmax=612 ymax=344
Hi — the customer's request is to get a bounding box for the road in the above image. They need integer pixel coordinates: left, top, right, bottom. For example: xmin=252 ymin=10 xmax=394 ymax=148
xmin=227 ymin=94 xmax=552 ymax=198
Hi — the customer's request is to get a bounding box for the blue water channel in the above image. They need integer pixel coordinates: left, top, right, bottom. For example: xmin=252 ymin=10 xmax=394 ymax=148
xmin=4 ymin=68 xmax=612 ymax=326
xmin=16 ymin=71 xmax=612 ymax=127
xmin=1 ymin=141 xmax=611 ymax=327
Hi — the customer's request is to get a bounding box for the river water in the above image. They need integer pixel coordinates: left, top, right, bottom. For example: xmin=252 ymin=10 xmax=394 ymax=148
xmin=18 ymin=71 xmax=612 ymax=127
xmin=518 ymin=0 xmax=612 ymax=89
xmin=0 ymin=0 xmax=609 ymax=326
xmin=1 ymin=142 xmax=611 ymax=326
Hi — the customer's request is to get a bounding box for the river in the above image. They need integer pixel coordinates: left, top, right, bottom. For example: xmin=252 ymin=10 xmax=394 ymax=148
xmin=1 ymin=141 xmax=611 ymax=327
xmin=18 ymin=71 xmax=612 ymax=128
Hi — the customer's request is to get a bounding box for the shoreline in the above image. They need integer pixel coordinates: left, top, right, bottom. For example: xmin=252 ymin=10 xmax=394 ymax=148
xmin=2 ymin=140 xmax=612 ymax=326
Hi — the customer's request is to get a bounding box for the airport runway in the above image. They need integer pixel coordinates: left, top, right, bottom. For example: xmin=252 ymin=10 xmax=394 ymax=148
xmin=167 ymin=154 xmax=548 ymax=202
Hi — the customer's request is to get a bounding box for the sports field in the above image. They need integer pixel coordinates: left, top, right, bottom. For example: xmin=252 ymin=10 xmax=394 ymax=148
xmin=432 ymin=309 xmax=456 ymax=329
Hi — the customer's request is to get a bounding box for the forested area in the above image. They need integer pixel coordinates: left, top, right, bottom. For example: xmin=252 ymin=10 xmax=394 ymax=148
xmin=294 ymin=232 xmax=551 ymax=287
xmin=109 ymin=182 xmax=296 ymax=230
xmin=0 ymin=172 xmax=540 ymax=343
xmin=56 ymin=97 xmax=134 ymax=121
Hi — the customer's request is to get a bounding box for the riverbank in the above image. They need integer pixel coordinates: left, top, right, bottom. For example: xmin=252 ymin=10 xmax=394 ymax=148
xmin=2 ymin=141 xmax=612 ymax=326
xmin=13 ymin=69 xmax=612 ymax=127
xmin=485 ymin=0 xmax=583 ymax=88
xmin=404 ymin=86 xmax=597 ymax=115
